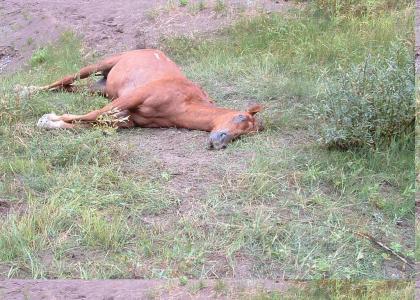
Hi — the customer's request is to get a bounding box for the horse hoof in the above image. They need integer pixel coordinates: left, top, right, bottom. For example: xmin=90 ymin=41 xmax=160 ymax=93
xmin=37 ymin=113 xmax=63 ymax=129
xmin=14 ymin=85 xmax=40 ymax=99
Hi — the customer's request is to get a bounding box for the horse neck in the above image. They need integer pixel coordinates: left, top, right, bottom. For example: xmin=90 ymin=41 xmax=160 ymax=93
xmin=182 ymin=103 xmax=237 ymax=132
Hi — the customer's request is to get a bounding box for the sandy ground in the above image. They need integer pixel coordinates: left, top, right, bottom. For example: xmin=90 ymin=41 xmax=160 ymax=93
xmin=0 ymin=0 xmax=290 ymax=73
xmin=0 ymin=279 xmax=290 ymax=299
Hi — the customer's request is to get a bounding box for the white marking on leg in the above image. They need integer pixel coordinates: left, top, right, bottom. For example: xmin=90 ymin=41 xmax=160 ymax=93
xmin=154 ymin=53 xmax=160 ymax=60
xmin=37 ymin=113 xmax=66 ymax=129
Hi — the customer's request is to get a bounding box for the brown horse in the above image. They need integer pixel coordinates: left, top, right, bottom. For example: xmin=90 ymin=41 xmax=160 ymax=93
xmin=33 ymin=49 xmax=263 ymax=149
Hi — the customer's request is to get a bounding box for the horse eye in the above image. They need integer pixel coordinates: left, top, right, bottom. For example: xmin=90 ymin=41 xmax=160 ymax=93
xmin=234 ymin=115 xmax=247 ymax=123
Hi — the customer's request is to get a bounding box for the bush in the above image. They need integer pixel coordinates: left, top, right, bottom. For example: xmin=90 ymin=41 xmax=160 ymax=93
xmin=309 ymin=43 xmax=415 ymax=149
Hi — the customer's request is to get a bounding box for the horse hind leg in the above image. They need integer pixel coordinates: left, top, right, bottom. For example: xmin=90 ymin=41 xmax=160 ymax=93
xmin=15 ymin=54 xmax=121 ymax=97
xmin=61 ymin=76 xmax=107 ymax=96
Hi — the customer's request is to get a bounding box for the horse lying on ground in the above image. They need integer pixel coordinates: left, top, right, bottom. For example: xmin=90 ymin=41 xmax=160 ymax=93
xmin=30 ymin=49 xmax=263 ymax=149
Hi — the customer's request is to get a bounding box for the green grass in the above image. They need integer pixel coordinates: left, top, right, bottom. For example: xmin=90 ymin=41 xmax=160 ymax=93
xmin=0 ymin=32 xmax=177 ymax=278
xmin=416 ymin=75 xmax=420 ymax=262
xmin=250 ymin=280 xmax=414 ymax=300
xmin=0 ymin=2 xmax=415 ymax=280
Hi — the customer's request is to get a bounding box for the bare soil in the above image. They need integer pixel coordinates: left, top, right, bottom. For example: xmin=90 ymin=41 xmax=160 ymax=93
xmin=0 ymin=279 xmax=290 ymax=299
xmin=0 ymin=0 xmax=291 ymax=73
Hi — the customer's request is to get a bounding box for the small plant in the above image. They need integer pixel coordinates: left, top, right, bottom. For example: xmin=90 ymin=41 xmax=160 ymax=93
xmin=309 ymin=43 xmax=415 ymax=149
xmin=214 ymin=0 xmax=226 ymax=13
xmin=26 ymin=37 xmax=34 ymax=46
xmin=190 ymin=1 xmax=206 ymax=14
xmin=198 ymin=1 xmax=206 ymax=11
xmin=189 ymin=280 xmax=206 ymax=294
xmin=214 ymin=280 xmax=228 ymax=295
xmin=179 ymin=0 xmax=188 ymax=7
xmin=179 ymin=276 xmax=188 ymax=286
xmin=93 ymin=108 xmax=131 ymax=135
xmin=30 ymin=47 xmax=48 ymax=66
xmin=145 ymin=9 xmax=159 ymax=21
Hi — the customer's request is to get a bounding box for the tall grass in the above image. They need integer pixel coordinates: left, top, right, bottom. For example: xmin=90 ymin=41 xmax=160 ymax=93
xmin=307 ymin=0 xmax=413 ymax=19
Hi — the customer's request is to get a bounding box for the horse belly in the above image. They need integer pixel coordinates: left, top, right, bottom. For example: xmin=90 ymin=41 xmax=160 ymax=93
xmin=130 ymin=113 xmax=174 ymax=128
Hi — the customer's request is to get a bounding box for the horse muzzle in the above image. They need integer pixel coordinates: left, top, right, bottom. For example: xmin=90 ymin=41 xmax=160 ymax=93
xmin=207 ymin=130 xmax=232 ymax=150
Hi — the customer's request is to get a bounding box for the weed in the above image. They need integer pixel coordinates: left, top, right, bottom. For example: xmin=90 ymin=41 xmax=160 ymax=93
xmin=214 ymin=279 xmax=228 ymax=295
xmin=26 ymin=37 xmax=34 ymax=46
xmin=214 ymin=0 xmax=226 ymax=14
xmin=179 ymin=275 xmax=188 ymax=285
xmin=30 ymin=48 xmax=48 ymax=66
xmin=179 ymin=0 xmax=188 ymax=7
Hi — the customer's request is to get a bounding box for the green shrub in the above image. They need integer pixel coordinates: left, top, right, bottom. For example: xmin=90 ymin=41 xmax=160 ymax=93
xmin=309 ymin=43 xmax=415 ymax=149
xmin=30 ymin=47 xmax=48 ymax=66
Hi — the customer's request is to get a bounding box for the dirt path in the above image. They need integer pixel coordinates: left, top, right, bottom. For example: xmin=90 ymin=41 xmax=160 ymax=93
xmin=0 ymin=0 xmax=290 ymax=73
xmin=0 ymin=279 xmax=290 ymax=299
xmin=119 ymin=128 xmax=309 ymax=217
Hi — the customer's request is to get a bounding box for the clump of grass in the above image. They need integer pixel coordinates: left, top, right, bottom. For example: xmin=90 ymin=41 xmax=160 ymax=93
xmin=309 ymin=0 xmax=413 ymax=19
xmin=189 ymin=1 xmax=207 ymax=14
xmin=214 ymin=0 xmax=226 ymax=14
xmin=256 ymin=280 xmax=414 ymax=299
xmin=80 ymin=210 xmax=131 ymax=251
xmin=30 ymin=48 xmax=48 ymax=66
xmin=416 ymin=76 xmax=420 ymax=262
xmin=214 ymin=279 xmax=228 ymax=295
xmin=179 ymin=0 xmax=188 ymax=7
xmin=29 ymin=32 xmax=82 ymax=69
xmin=198 ymin=1 xmax=206 ymax=11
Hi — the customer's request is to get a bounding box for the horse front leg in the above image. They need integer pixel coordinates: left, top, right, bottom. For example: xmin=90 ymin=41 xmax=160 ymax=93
xmin=37 ymin=109 xmax=135 ymax=130
xmin=37 ymin=96 xmax=135 ymax=130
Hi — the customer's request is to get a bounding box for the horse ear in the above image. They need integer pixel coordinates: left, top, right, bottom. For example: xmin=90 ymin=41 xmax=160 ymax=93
xmin=247 ymin=104 xmax=263 ymax=116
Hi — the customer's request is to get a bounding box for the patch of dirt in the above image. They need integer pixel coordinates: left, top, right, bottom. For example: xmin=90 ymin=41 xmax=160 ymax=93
xmin=0 ymin=46 xmax=16 ymax=73
xmin=120 ymin=128 xmax=310 ymax=204
xmin=417 ymin=274 xmax=420 ymax=300
xmin=0 ymin=0 xmax=291 ymax=73
xmin=0 ymin=199 xmax=11 ymax=215
xmin=118 ymin=127 xmax=255 ymax=234
xmin=0 ymin=199 xmax=26 ymax=217
xmin=121 ymin=128 xmax=249 ymax=199
xmin=0 ymin=279 xmax=290 ymax=299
